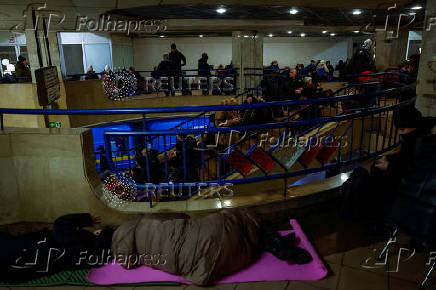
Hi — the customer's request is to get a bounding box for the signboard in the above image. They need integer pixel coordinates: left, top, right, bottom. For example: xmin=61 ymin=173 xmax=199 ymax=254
xmin=49 ymin=122 xmax=61 ymax=128
xmin=35 ymin=66 xmax=61 ymax=106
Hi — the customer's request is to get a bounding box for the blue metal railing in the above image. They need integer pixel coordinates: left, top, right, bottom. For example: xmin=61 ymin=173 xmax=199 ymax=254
xmin=0 ymin=73 xmax=414 ymax=207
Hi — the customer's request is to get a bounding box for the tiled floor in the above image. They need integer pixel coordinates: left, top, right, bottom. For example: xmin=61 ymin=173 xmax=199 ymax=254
xmin=1 ymin=216 xmax=435 ymax=289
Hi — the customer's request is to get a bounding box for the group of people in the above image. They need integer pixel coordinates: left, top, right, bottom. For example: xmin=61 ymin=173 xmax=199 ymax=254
xmin=266 ymin=59 xmax=338 ymax=82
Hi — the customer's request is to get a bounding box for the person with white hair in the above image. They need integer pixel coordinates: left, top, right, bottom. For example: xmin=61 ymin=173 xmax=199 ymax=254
xmin=316 ymin=60 xmax=329 ymax=81
xmin=347 ymin=38 xmax=376 ymax=79
xmin=85 ymin=65 xmax=99 ymax=80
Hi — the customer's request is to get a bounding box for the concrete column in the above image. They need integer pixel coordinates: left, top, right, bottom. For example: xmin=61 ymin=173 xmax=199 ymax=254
xmin=416 ymin=0 xmax=436 ymax=118
xmin=232 ymin=31 xmax=263 ymax=94
xmin=375 ymin=30 xmax=409 ymax=71
xmin=23 ymin=9 xmax=70 ymax=127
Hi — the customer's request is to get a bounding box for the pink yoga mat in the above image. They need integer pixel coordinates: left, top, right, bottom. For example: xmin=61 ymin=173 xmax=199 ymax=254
xmin=87 ymin=219 xmax=328 ymax=285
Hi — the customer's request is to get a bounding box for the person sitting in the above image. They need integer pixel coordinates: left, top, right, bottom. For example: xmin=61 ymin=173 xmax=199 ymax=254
xmin=129 ymin=66 xmax=145 ymax=92
xmin=240 ymin=95 xmax=272 ymax=125
xmin=281 ymin=68 xmax=303 ymax=100
xmin=299 ymin=77 xmax=323 ymax=120
xmin=267 ymin=60 xmax=280 ymax=73
xmin=301 ymin=77 xmax=322 ymax=99
xmin=215 ymin=98 xmax=242 ymax=127
xmin=168 ymin=135 xmax=200 ymax=184
xmin=295 ymin=63 xmax=304 ymax=76
xmin=111 ymin=209 xmax=312 ymax=286
xmin=131 ymin=146 xmax=163 ymax=184
xmin=0 ymin=214 xmax=113 ymax=282
xmin=85 ymin=65 xmax=99 ymax=80
xmin=15 ymin=55 xmax=31 ymax=83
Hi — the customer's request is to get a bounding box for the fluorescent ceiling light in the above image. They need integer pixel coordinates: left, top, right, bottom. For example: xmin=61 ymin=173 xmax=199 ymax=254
xmin=352 ymin=9 xmax=362 ymax=15
xmin=287 ymin=30 xmax=293 ymax=34
xmin=353 ymin=30 xmax=359 ymax=33
xmin=216 ymin=7 xmax=226 ymax=14
xmin=243 ymin=35 xmax=249 ymax=38
xmin=322 ymin=30 xmax=327 ymax=34
xmin=411 ymin=5 xmax=423 ymax=10
xmin=159 ymin=35 xmax=165 ymax=38
xmin=289 ymin=9 xmax=299 ymax=15
xmin=300 ymin=33 xmax=306 ymax=37
xmin=268 ymin=33 xmax=273 ymax=37
xmin=330 ymin=33 xmax=336 ymax=36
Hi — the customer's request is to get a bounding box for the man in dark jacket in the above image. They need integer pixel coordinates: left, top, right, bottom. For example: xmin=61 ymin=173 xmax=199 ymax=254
xmin=169 ymin=43 xmax=186 ymax=94
xmin=280 ymin=68 xmax=303 ymax=100
xmin=368 ymin=105 xmax=436 ymax=223
xmin=198 ymin=53 xmax=212 ymax=76
xmin=198 ymin=53 xmax=213 ymax=94
xmin=0 ymin=213 xmax=113 ymax=282
xmin=15 ymin=55 xmax=31 ymax=83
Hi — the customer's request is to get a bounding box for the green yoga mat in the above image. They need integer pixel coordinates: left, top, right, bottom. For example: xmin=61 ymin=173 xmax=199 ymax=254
xmin=0 ymin=268 xmax=179 ymax=287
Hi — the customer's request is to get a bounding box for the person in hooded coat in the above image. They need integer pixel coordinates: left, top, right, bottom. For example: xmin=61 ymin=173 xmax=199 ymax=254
xmin=348 ymin=38 xmax=376 ymax=79
xmin=111 ymin=209 xmax=312 ymax=286
xmin=366 ymin=105 xmax=436 ymax=223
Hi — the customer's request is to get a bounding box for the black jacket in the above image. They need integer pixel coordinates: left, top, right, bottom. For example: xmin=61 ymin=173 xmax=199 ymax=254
xmin=198 ymin=58 xmax=213 ymax=76
xmin=0 ymin=214 xmax=108 ymax=282
xmin=348 ymin=48 xmax=375 ymax=75
xmin=389 ymin=127 xmax=436 ymax=237
xmin=156 ymin=60 xmax=172 ymax=78
xmin=169 ymin=50 xmax=186 ymax=72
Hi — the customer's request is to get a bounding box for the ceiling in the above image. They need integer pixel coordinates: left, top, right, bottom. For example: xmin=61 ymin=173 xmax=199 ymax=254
xmin=108 ymin=2 xmax=426 ymax=36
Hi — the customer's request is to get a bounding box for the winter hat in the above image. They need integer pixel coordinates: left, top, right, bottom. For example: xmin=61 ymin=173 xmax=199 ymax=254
xmin=393 ymin=105 xmax=422 ymax=128
xmin=362 ymin=39 xmax=373 ymax=50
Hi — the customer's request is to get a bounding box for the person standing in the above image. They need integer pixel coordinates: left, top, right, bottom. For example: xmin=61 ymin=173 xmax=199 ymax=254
xmin=169 ymin=43 xmax=186 ymax=94
xmin=198 ymin=53 xmax=213 ymax=95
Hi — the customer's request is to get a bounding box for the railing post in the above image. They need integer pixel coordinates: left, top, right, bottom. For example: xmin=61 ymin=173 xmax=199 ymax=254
xmin=142 ymin=114 xmax=147 ymax=130
xmin=182 ymin=136 xmax=187 ymax=183
xmin=163 ymin=136 xmax=169 ymax=182
xmin=0 ymin=113 xmax=3 ymax=131
xmin=144 ymin=137 xmax=151 ymax=183
xmin=201 ymin=134 xmax=205 ymax=181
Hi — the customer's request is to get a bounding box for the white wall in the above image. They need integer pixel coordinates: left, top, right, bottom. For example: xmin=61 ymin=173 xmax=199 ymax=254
xmin=133 ymin=37 xmax=232 ymax=71
xmin=133 ymin=36 xmax=352 ymax=71
xmin=264 ymin=37 xmax=351 ymax=67
xmin=58 ymin=32 xmax=112 ymax=75
xmin=0 ymin=32 xmax=26 ymax=45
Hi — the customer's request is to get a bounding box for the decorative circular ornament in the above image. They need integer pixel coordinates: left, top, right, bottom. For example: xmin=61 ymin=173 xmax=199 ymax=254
xmin=102 ymin=70 xmax=137 ymax=101
xmin=102 ymin=174 xmax=137 ymax=208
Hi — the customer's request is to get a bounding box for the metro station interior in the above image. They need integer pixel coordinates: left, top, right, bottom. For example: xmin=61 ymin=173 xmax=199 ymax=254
xmin=0 ymin=0 xmax=435 ymax=289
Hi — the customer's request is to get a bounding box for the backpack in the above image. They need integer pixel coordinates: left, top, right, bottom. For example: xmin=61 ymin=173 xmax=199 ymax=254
xmin=339 ymin=166 xmax=371 ymax=220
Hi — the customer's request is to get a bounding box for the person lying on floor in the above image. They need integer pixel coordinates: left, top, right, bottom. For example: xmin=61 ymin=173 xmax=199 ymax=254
xmin=0 ymin=213 xmax=113 ymax=282
xmin=111 ymin=209 xmax=312 ymax=286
